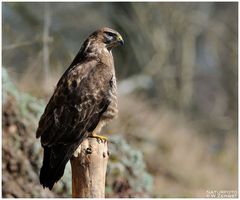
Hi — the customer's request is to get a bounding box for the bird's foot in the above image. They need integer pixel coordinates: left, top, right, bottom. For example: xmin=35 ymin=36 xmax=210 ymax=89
xmin=89 ymin=134 xmax=108 ymax=142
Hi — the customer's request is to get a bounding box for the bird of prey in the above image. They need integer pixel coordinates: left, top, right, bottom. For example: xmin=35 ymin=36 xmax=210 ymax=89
xmin=36 ymin=27 xmax=124 ymax=190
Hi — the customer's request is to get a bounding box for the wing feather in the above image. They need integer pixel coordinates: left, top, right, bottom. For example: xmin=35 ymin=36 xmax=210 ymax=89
xmin=36 ymin=59 xmax=112 ymax=147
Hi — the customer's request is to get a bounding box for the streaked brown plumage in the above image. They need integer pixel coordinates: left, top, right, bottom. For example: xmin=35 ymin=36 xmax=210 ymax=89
xmin=36 ymin=27 xmax=124 ymax=190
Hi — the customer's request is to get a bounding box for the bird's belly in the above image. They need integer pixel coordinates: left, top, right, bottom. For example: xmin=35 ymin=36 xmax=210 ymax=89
xmin=102 ymin=85 xmax=118 ymax=121
xmin=102 ymin=100 xmax=118 ymax=121
xmin=91 ymin=96 xmax=118 ymax=136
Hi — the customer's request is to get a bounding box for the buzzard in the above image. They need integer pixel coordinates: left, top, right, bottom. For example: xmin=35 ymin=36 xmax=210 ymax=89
xmin=36 ymin=27 xmax=124 ymax=190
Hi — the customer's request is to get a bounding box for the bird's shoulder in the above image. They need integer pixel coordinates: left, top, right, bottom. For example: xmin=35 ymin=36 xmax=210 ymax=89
xmin=36 ymin=58 xmax=112 ymax=141
xmin=41 ymin=58 xmax=113 ymax=119
xmin=56 ymin=58 xmax=112 ymax=97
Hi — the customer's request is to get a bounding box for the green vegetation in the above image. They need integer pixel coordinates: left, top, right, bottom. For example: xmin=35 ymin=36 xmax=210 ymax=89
xmin=2 ymin=68 xmax=153 ymax=197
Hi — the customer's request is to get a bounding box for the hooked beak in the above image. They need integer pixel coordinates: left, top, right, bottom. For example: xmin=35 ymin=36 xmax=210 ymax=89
xmin=116 ymin=34 xmax=124 ymax=46
xmin=106 ymin=33 xmax=124 ymax=50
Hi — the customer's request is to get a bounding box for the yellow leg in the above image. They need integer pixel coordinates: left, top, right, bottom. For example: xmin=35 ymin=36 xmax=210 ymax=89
xmin=89 ymin=121 xmax=108 ymax=141
xmin=89 ymin=134 xmax=108 ymax=141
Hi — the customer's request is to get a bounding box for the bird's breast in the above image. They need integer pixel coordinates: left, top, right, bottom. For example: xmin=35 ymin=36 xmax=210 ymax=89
xmin=102 ymin=73 xmax=118 ymax=121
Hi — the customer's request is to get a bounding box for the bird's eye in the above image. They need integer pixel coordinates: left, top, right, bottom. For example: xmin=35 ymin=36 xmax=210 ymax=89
xmin=105 ymin=32 xmax=116 ymax=37
xmin=104 ymin=32 xmax=116 ymax=43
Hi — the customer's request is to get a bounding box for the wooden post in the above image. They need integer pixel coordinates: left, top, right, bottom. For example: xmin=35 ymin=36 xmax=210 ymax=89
xmin=70 ymin=138 xmax=109 ymax=198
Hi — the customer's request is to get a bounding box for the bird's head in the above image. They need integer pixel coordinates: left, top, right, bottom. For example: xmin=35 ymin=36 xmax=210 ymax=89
xmin=70 ymin=27 xmax=123 ymax=66
xmin=90 ymin=27 xmax=124 ymax=51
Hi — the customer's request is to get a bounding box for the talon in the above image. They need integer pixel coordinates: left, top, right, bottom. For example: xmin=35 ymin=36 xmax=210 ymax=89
xmin=89 ymin=134 xmax=108 ymax=142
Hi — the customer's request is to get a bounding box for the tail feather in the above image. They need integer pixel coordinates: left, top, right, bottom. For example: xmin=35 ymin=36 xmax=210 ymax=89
xmin=40 ymin=145 xmax=75 ymax=190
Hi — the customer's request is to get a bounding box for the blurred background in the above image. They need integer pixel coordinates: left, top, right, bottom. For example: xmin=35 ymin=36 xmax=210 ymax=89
xmin=2 ymin=2 xmax=238 ymax=198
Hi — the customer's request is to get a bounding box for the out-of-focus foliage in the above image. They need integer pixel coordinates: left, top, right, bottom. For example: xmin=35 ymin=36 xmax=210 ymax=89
xmin=107 ymin=135 xmax=153 ymax=197
xmin=3 ymin=2 xmax=237 ymax=133
xmin=2 ymin=68 xmax=152 ymax=197
xmin=3 ymin=67 xmax=69 ymax=197
xmin=108 ymin=95 xmax=237 ymax=197
xmin=2 ymin=2 xmax=237 ymax=198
